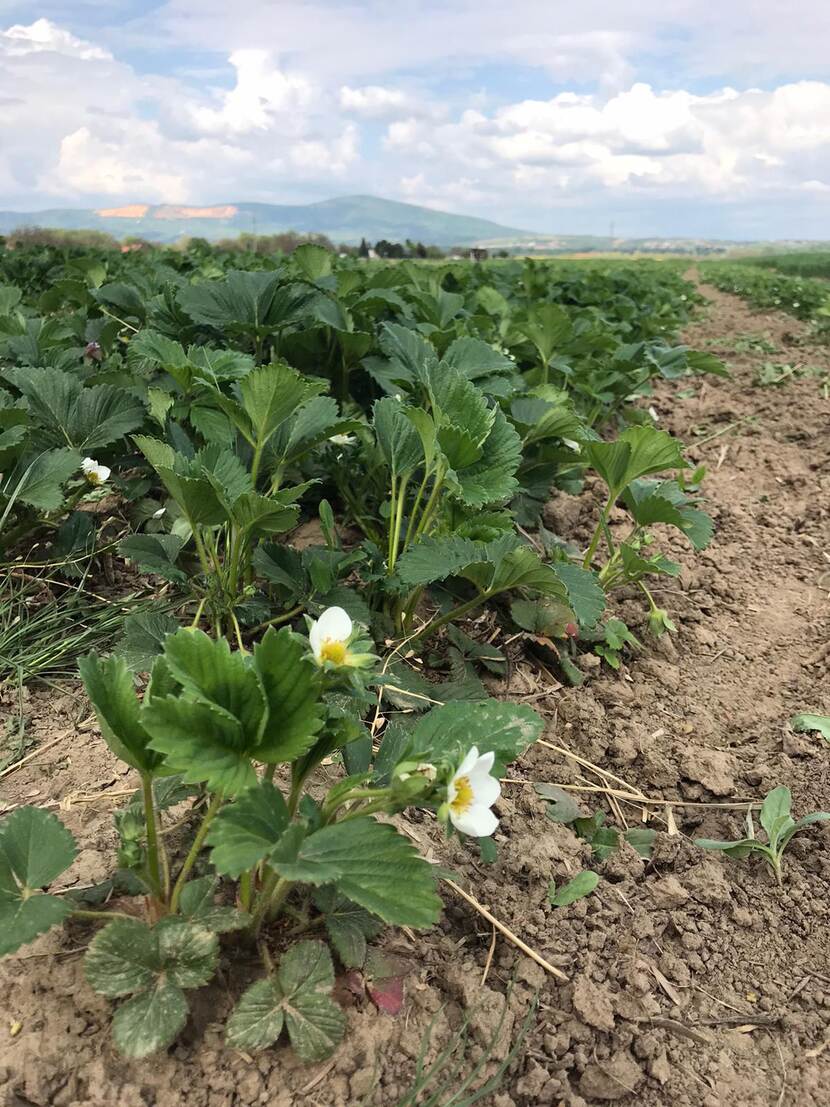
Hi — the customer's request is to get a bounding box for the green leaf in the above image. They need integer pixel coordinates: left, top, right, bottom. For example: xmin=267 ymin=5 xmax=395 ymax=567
xmin=0 ymin=807 xmax=77 ymax=955
xmin=396 ymin=535 xmax=489 ymax=587
xmin=374 ymin=397 xmax=424 ymax=478
xmin=239 ymin=363 xmax=323 ymax=449
xmin=79 ymin=652 xmax=163 ymax=775
xmin=252 ymin=627 xmax=325 ymax=762
xmin=179 ymin=877 xmax=251 ymax=933
xmin=84 ymin=918 xmax=158 ymax=997
xmin=535 ymin=784 xmax=583 ymax=824
xmin=116 ymin=611 xmax=180 ymax=673
xmin=583 ymin=426 xmax=686 ymax=496
xmin=549 ymin=870 xmax=599 ymax=906
xmin=314 ymin=887 xmax=382 ymax=968
xmin=118 ymin=534 xmax=187 ymax=583
xmin=519 ymin=303 xmax=572 ymax=366
xmin=178 ymin=270 xmax=311 ymax=334
xmin=694 ymin=837 xmax=757 ymax=859
xmin=759 ymin=786 xmax=792 ymax=843
xmin=111 ymin=980 xmax=188 ymax=1060
xmin=226 ymin=940 xmax=345 ymax=1060
xmin=272 ymin=818 xmax=441 ymax=927
xmin=511 ymin=597 xmax=575 ymax=638
xmin=86 ymin=917 xmax=218 ymax=1059
xmin=206 ymin=782 xmax=291 ymax=878
xmin=407 ymin=699 xmax=544 ymax=775
xmin=452 ymin=409 xmax=522 ymax=508
xmin=551 ymin=563 xmax=605 ymax=628
xmin=143 ymin=695 xmax=256 ymax=796
xmin=791 ymin=713 xmax=830 ymax=741
xmin=7 ymin=448 xmax=80 ymax=511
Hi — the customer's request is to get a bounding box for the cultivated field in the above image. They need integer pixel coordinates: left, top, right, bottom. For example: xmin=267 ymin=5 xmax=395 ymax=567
xmin=0 ymin=243 xmax=828 ymax=1106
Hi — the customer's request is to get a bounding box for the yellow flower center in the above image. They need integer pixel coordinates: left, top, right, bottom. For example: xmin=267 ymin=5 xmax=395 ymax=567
xmin=320 ymin=639 xmax=347 ymax=664
xmin=86 ymin=472 xmax=101 ymax=485
xmin=450 ymin=775 xmax=474 ymax=815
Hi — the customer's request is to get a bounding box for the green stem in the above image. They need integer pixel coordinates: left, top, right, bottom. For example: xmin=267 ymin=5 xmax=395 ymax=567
xmin=406 ymin=589 xmax=495 ymax=647
xmin=387 ymin=473 xmax=398 ymax=568
xmin=403 ymin=468 xmax=431 ymax=550
xmin=169 ymin=793 xmax=223 ymax=914
xmin=387 ymin=474 xmax=410 ymax=573
xmin=582 ymin=493 xmax=615 ymax=570
xmin=413 ymin=469 xmax=445 ymax=540
xmin=251 ymin=872 xmax=293 ymax=933
xmin=141 ymin=774 xmax=162 ymax=899
xmin=189 ymin=595 xmax=207 ymax=629
xmin=248 ymin=604 xmax=304 ymax=635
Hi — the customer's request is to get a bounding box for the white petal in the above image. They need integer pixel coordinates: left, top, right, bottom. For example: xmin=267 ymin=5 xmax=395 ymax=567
xmin=451 ymin=803 xmax=498 ymax=838
xmin=468 ymin=771 xmax=500 ymax=808
xmin=315 ymin=606 xmax=352 ymax=643
xmin=81 ymin=457 xmax=96 ymax=472
xmin=308 ymin=620 xmax=323 ymax=658
xmin=454 ymin=746 xmax=480 ymax=781
xmin=97 ymin=465 xmax=111 ymax=482
xmin=475 ymin=750 xmax=495 ymax=775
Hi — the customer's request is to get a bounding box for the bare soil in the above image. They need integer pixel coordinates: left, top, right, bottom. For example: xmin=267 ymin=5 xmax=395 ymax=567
xmin=1 ymin=279 xmax=829 ymax=1107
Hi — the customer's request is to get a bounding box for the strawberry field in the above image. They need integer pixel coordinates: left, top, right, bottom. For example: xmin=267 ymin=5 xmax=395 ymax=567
xmin=0 ymin=244 xmax=828 ymax=1107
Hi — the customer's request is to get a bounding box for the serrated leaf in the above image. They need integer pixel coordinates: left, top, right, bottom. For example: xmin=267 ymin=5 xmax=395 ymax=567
xmin=452 ymin=409 xmax=522 ymax=508
xmin=162 ymin=629 xmax=267 ymax=745
xmin=272 ymin=819 xmax=441 ymax=927
xmin=84 ymin=918 xmax=158 ymax=997
xmin=226 ymin=940 xmax=346 ymax=1060
xmin=552 ymin=562 xmax=605 ymax=628
xmin=111 ymin=979 xmax=188 ymax=1060
xmin=240 ymin=363 xmax=324 ymax=449
xmin=407 ymin=699 xmax=543 ymax=776
xmin=178 ymin=877 xmax=251 ymax=933
xmin=374 ymin=397 xmax=424 ymax=478
xmin=583 ymin=426 xmax=686 ymax=496
xmin=314 ymin=887 xmax=382 ymax=968
xmin=79 ymin=652 xmax=164 ymax=775
xmin=252 ymin=627 xmax=325 ymax=763
xmin=7 ymin=448 xmax=80 ymax=511
xmin=118 ymin=534 xmax=187 ymax=583
xmin=116 ymin=611 xmax=180 ymax=673
xmin=0 ymin=807 xmax=77 ymax=954
xmin=206 ymin=782 xmax=290 ymax=878
xmin=519 ymin=303 xmax=572 ymax=365
xmin=143 ymin=694 xmax=256 ymax=796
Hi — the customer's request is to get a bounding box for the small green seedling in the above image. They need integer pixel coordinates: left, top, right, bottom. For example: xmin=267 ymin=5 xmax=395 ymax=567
xmin=695 ymin=786 xmax=830 ymax=885
xmin=791 ymin=713 xmax=830 ymax=743
xmin=549 ymin=871 xmax=600 ymax=907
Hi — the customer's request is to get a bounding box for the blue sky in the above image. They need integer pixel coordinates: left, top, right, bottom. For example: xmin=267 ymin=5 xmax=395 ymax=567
xmin=0 ymin=1 xmax=828 ymax=238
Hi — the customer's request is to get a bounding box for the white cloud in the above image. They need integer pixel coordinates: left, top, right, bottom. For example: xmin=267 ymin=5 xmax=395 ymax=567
xmin=0 ymin=11 xmax=829 ymax=238
xmin=382 ymin=81 xmax=830 ymax=204
xmin=340 ymin=85 xmax=409 ymax=118
xmin=188 ymin=50 xmax=314 ymax=135
xmin=0 ymin=17 xmax=111 ymax=60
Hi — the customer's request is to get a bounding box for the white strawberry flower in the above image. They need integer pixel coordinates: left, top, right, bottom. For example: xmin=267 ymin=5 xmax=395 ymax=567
xmin=81 ymin=457 xmax=111 ymax=485
xmin=446 ymin=746 xmax=500 ymax=837
xmin=329 ymin=433 xmax=356 ymax=447
xmin=309 ymin=606 xmax=353 ymax=666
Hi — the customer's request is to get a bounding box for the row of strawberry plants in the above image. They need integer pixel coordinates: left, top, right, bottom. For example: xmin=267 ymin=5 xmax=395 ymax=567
xmin=0 ymin=244 xmax=724 ymax=1060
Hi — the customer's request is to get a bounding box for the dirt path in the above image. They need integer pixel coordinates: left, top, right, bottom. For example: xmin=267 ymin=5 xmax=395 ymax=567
xmin=0 ymin=278 xmax=829 ymax=1107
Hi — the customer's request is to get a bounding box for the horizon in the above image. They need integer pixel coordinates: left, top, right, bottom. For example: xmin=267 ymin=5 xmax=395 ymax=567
xmin=1 ymin=4 xmax=829 ymax=240
xmin=0 ymin=194 xmax=828 ymax=246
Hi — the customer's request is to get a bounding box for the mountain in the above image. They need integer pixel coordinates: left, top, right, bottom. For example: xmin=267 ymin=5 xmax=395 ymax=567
xmin=0 ymin=195 xmax=535 ymax=247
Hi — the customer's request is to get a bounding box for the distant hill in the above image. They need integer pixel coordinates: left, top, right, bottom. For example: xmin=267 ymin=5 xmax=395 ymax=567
xmin=0 ymin=195 xmax=535 ymax=247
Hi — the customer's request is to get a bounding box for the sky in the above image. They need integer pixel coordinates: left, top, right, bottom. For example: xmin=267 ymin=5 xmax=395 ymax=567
xmin=0 ymin=1 xmax=829 ymax=239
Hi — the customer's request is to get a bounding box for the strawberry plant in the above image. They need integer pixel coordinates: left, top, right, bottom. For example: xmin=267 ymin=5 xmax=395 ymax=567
xmin=0 ymin=613 xmax=543 ymax=1061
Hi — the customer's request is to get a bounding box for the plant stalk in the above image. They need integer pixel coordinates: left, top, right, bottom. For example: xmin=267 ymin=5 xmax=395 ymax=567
xmin=169 ymin=792 xmax=223 ymax=913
